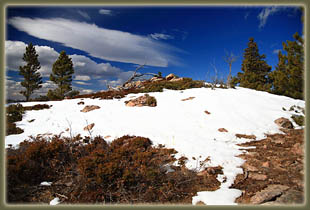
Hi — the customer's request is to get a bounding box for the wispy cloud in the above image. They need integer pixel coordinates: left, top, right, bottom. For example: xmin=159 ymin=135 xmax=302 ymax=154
xmin=98 ymin=9 xmax=112 ymax=15
xmin=244 ymin=12 xmax=250 ymax=20
xmin=9 ymin=17 xmax=181 ymax=67
xmin=273 ymin=49 xmax=281 ymax=54
xmin=257 ymin=6 xmax=282 ymax=28
xmin=77 ymin=10 xmax=91 ymax=20
xmin=149 ymin=33 xmax=174 ymax=40
xmin=74 ymin=75 xmax=91 ymax=81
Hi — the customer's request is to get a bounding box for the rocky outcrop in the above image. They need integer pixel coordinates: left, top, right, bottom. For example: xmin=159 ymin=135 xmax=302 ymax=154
xmin=80 ymin=105 xmax=100 ymax=113
xmin=274 ymin=117 xmax=294 ymax=129
xmin=125 ymin=94 xmax=157 ymax=107
xmin=165 ymin=73 xmax=177 ymax=80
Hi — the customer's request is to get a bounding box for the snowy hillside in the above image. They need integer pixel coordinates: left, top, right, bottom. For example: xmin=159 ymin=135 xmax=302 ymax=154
xmin=6 ymin=87 xmax=305 ymax=205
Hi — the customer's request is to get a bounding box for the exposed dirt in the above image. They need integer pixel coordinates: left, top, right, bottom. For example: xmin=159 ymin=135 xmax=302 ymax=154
xmin=231 ymin=128 xmax=304 ymax=205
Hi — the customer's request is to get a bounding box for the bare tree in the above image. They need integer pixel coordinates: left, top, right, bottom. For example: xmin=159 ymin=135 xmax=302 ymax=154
xmin=121 ymin=63 xmax=159 ymax=88
xmin=223 ymin=50 xmax=238 ymax=88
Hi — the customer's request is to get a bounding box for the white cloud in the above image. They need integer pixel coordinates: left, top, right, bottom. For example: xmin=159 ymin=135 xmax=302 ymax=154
xmin=273 ymin=49 xmax=281 ymax=54
xmin=98 ymin=9 xmax=112 ymax=15
xmin=5 ymin=40 xmax=59 ymax=77
xmin=74 ymin=75 xmax=91 ymax=81
xmin=149 ymin=33 xmax=174 ymax=40
xmin=6 ymin=79 xmax=58 ymax=101
xmin=8 ymin=17 xmax=181 ymax=67
xmin=74 ymin=81 xmax=91 ymax=85
xmin=77 ymin=10 xmax=91 ymax=20
xmin=257 ymin=6 xmax=282 ymax=28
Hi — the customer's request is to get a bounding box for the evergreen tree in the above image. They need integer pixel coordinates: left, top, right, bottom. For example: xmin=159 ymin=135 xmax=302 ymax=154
xmin=270 ymin=32 xmax=304 ymax=99
xmin=19 ymin=43 xmax=43 ymax=101
xmin=231 ymin=37 xmax=271 ymax=91
xmin=50 ymin=51 xmax=74 ymax=99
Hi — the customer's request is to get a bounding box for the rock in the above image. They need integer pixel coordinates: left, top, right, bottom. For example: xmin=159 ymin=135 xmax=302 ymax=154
xmin=275 ymin=189 xmax=304 ymax=204
xmin=125 ymin=94 xmax=157 ymax=107
xmin=248 ymin=172 xmax=267 ymax=181
xmin=77 ymin=101 xmax=84 ymax=105
xmin=196 ymin=201 xmax=206 ymax=205
xmin=104 ymin=135 xmax=111 ymax=139
xmin=262 ymin=161 xmax=269 ymax=168
xmin=170 ymin=77 xmax=184 ymax=82
xmin=150 ymin=77 xmax=164 ymax=82
xmin=250 ymin=185 xmax=290 ymax=204
xmin=165 ymin=73 xmax=177 ymax=80
xmin=235 ymin=134 xmax=256 ymax=140
xmin=274 ymin=117 xmax=294 ymax=129
xmin=204 ymin=110 xmax=211 ymax=115
xmin=84 ymin=123 xmax=95 ymax=131
xmin=291 ymin=143 xmax=303 ymax=155
xmin=242 ymin=162 xmax=258 ymax=171
xmin=181 ymin=96 xmax=195 ymax=101
xmin=80 ymin=105 xmax=100 ymax=113
xmin=218 ymin=128 xmax=228 ymax=132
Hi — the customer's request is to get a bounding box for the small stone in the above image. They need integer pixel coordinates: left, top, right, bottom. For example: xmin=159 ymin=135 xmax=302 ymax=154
xmin=77 ymin=101 xmax=85 ymax=105
xmin=248 ymin=173 xmax=268 ymax=181
xmin=204 ymin=110 xmax=211 ymax=115
xmin=274 ymin=117 xmax=294 ymax=129
xmin=196 ymin=201 xmax=206 ymax=205
xmin=218 ymin=128 xmax=228 ymax=132
xmin=181 ymin=96 xmax=195 ymax=101
xmin=262 ymin=161 xmax=269 ymax=168
xmin=84 ymin=123 xmax=95 ymax=131
xmin=104 ymin=135 xmax=111 ymax=139
xmin=242 ymin=162 xmax=258 ymax=171
xmin=81 ymin=105 xmax=100 ymax=113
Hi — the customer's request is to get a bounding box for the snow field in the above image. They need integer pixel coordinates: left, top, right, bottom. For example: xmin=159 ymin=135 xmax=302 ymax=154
xmin=6 ymin=87 xmax=305 ymax=205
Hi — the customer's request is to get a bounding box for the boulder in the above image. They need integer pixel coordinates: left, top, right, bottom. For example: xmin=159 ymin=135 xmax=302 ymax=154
xmin=84 ymin=123 xmax=95 ymax=131
xmin=125 ymin=94 xmax=157 ymax=107
xmin=218 ymin=128 xmax=228 ymax=132
xmin=274 ymin=117 xmax=294 ymax=129
xmin=170 ymin=77 xmax=184 ymax=82
xmin=165 ymin=73 xmax=177 ymax=80
xmin=80 ymin=105 xmax=100 ymax=113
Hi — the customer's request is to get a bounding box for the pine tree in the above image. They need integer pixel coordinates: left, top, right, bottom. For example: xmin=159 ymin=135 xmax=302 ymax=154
xmin=231 ymin=37 xmax=271 ymax=91
xmin=270 ymin=32 xmax=304 ymax=99
xmin=19 ymin=43 xmax=43 ymax=101
xmin=50 ymin=51 xmax=74 ymax=99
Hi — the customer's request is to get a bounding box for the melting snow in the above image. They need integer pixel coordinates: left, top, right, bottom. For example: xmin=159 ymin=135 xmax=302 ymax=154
xmin=6 ymin=87 xmax=305 ymax=205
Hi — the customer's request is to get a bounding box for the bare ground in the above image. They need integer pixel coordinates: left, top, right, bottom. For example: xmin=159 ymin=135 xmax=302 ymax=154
xmin=231 ymin=128 xmax=304 ymax=205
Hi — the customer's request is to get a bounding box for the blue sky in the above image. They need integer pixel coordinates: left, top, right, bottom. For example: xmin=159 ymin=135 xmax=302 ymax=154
xmin=5 ymin=6 xmax=303 ymax=100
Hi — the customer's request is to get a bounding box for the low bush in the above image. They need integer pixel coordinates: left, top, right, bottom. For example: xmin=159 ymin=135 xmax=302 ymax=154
xmin=141 ymin=78 xmax=206 ymax=93
xmin=291 ymin=115 xmax=304 ymax=126
xmin=6 ymin=104 xmax=24 ymax=123
xmin=7 ymin=134 xmax=220 ymax=204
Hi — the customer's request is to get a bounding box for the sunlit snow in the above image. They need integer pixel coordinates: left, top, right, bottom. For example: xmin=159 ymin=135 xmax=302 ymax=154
xmin=6 ymin=87 xmax=305 ymax=205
